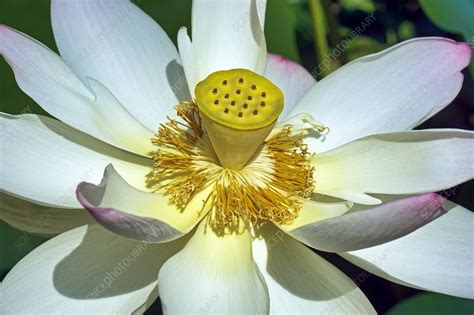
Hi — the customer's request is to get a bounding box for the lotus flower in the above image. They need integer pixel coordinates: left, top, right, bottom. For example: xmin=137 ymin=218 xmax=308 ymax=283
xmin=0 ymin=0 xmax=473 ymax=314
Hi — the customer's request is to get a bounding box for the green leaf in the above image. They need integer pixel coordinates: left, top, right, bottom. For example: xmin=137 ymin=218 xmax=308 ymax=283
xmin=387 ymin=292 xmax=474 ymax=315
xmin=419 ymin=0 xmax=474 ymax=40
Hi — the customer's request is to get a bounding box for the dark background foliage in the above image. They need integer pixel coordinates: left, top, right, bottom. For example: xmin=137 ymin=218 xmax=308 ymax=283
xmin=0 ymin=0 xmax=473 ymax=313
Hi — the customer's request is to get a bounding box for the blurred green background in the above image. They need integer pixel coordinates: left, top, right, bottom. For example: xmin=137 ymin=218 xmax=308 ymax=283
xmin=1 ymin=0 xmax=473 ymax=313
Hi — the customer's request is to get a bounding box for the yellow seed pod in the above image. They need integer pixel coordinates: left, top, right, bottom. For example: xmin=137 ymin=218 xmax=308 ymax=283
xmin=195 ymin=69 xmax=284 ymax=170
xmin=195 ymin=69 xmax=284 ymax=130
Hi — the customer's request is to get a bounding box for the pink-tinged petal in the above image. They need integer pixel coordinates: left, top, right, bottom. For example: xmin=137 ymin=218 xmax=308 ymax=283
xmin=264 ymin=53 xmax=316 ymax=120
xmin=178 ymin=0 xmax=267 ymax=94
xmin=286 ymin=193 xmax=446 ymax=252
xmin=454 ymin=42 xmax=472 ymax=61
xmin=0 ymin=25 xmax=155 ymax=156
xmin=76 ymin=165 xmax=212 ymax=243
xmin=51 ymin=0 xmax=189 ymax=130
xmin=0 ymin=225 xmax=188 ymax=313
xmin=342 ymin=201 xmax=474 ymax=299
xmin=290 ymin=38 xmax=472 ymax=153
xmin=313 ymin=129 xmax=474 ymax=204
xmin=77 ymin=186 xmax=180 ymax=243
xmin=0 ymin=114 xmax=150 ymax=208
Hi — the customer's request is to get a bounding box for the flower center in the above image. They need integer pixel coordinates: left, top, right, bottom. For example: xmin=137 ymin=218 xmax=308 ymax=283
xmin=150 ymin=69 xmax=314 ymax=233
xmin=194 ymin=69 xmax=284 ymax=170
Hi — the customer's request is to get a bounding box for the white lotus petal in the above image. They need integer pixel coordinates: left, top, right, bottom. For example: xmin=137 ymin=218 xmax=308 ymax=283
xmin=264 ymin=53 xmax=316 ymax=120
xmin=342 ymin=201 xmax=474 ymax=299
xmin=0 ymin=193 xmax=92 ymax=236
xmin=291 ymin=38 xmax=471 ymax=152
xmin=0 ymin=114 xmax=151 ymax=208
xmin=158 ymin=220 xmax=269 ymax=314
xmin=51 ymin=0 xmax=189 ymax=130
xmin=178 ymin=0 xmax=267 ymax=95
xmin=252 ymin=223 xmax=376 ymax=314
xmin=0 ymin=25 xmax=155 ymax=156
xmin=313 ymin=130 xmax=474 ymax=204
xmin=0 ymin=225 xmax=188 ymax=313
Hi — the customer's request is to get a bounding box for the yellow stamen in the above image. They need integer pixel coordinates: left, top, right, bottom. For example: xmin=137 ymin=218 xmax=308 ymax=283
xmin=151 ymin=102 xmax=314 ymax=233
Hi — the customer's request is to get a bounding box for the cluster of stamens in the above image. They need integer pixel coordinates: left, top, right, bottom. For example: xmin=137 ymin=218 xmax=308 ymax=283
xmin=151 ymin=102 xmax=314 ymax=232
